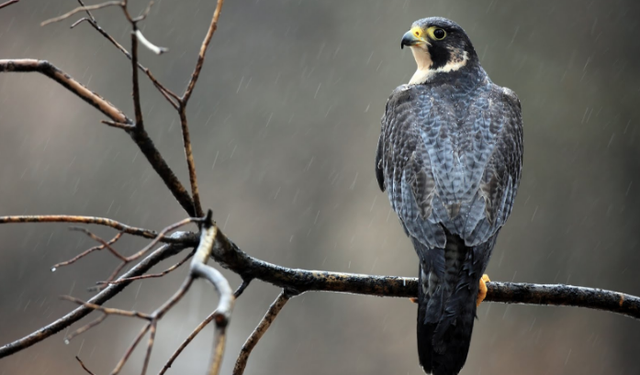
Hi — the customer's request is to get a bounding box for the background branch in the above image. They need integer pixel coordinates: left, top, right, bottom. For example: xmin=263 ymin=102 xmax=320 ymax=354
xmin=0 ymin=236 xmax=190 ymax=358
xmin=0 ymin=0 xmax=19 ymax=10
xmin=0 ymin=215 xmax=170 ymax=241
xmin=0 ymin=60 xmax=197 ymax=216
xmin=233 ymin=290 xmax=290 ymax=375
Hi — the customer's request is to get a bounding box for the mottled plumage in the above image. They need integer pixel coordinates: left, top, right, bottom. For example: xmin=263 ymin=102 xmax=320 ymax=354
xmin=376 ymin=17 xmax=523 ymax=375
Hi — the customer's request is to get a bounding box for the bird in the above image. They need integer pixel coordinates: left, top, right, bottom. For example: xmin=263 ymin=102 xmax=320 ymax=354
xmin=375 ymin=17 xmax=523 ymax=375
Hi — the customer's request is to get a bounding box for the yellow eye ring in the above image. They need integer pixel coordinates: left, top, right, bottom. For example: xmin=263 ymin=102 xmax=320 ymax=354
xmin=426 ymin=26 xmax=447 ymax=40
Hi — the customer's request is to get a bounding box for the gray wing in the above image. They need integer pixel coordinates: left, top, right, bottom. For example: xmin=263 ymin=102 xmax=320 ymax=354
xmin=379 ymin=84 xmax=523 ymax=249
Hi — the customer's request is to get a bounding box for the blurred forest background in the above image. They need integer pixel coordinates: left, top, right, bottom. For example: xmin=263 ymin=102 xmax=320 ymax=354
xmin=1 ymin=0 xmax=639 ymax=374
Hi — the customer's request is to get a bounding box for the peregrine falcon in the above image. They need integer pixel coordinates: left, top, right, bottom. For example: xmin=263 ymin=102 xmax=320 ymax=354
xmin=375 ymin=17 xmax=523 ymax=375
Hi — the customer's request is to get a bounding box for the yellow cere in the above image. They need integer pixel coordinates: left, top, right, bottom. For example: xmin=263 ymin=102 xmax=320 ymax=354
xmin=411 ymin=27 xmax=423 ymax=39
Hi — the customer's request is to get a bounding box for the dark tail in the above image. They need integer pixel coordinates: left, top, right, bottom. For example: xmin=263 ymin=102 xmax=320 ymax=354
xmin=416 ymin=238 xmax=482 ymax=375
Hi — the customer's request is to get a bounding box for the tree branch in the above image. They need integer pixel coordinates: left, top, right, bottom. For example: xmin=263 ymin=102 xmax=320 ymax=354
xmin=0 ymin=60 xmax=197 ymax=216
xmin=0 ymin=215 xmax=184 ymax=242
xmin=173 ymin=0 xmax=227 ymax=218
xmin=208 ymin=229 xmax=640 ymax=320
xmin=159 ymin=281 xmax=249 ymax=375
xmin=0 ymin=59 xmax=127 ymax=123
xmin=181 ymin=0 xmax=225 ymax=104
xmin=41 ymin=0 xmax=122 ymax=26
xmin=233 ymin=290 xmax=290 ymax=375
xmin=189 ymin=211 xmax=234 ymax=375
xmin=0 ymin=235 xmax=190 ymax=358
xmin=72 ymin=0 xmax=179 ymax=108
xmin=0 ymin=0 xmax=19 ymax=11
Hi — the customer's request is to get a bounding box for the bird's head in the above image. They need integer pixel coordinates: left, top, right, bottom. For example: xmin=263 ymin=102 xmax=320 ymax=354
xmin=401 ymin=17 xmax=478 ymax=84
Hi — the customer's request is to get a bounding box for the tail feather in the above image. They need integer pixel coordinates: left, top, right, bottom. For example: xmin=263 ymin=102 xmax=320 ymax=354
xmin=417 ymin=263 xmax=479 ymax=375
xmin=415 ymin=234 xmax=490 ymax=375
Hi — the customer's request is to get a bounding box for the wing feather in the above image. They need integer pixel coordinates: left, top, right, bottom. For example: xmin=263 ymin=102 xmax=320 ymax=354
xmin=379 ymin=82 xmax=523 ymax=248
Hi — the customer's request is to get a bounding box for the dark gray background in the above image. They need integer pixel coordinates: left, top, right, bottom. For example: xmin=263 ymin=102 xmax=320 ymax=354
xmin=1 ymin=0 xmax=639 ymax=374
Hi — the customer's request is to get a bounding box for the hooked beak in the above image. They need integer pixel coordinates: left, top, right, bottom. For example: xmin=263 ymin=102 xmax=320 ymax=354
xmin=401 ymin=30 xmax=424 ymax=49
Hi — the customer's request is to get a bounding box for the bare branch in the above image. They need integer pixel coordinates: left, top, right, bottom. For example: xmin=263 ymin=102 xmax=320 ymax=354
xmin=142 ymin=322 xmax=158 ymax=375
xmin=0 ymin=215 xmax=173 ymax=241
xmin=0 ymin=60 xmax=196 ymax=215
xmin=0 ymin=59 xmax=127 ymax=123
xmin=208 ymin=229 xmax=640 ymax=320
xmin=233 ymin=290 xmax=290 ymax=375
xmin=0 ymin=0 xmax=19 ymax=10
xmin=0 ymin=237 xmax=190 ymax=358
xmin=486 ymin=281 xmax=640 ymax=319
xmin=130 ymin=27 xmax=144 ymax=129
xmin=209 ymin=324 xmax=227 ymax=375
xmin=181 ymin=0 xmax=225 ymax=103
xmin=101 ymin=250 xmax=194 ymax=286
xmin=174 ymin=0 xmax=227 ymax=219
xmin=178 ymin=108 xmax=203 ymax=218
xmin=61 ymin=295 xmax=153 ymax=320
xmin=53 ymin=232 xmax=123 ymax=271
xmin=159 ymin=282 xmax=248 ymax=375
xmin=85 ymin=217 xmax=198 ymax=288
xmin=187 ymin=211 xmax=234 ymax=375
xmin=75 ymin=356 xmax=97 ymax=375
xmin=132 ymin=0 xmax=155 ymax=22
xmin=65 ymin=313 xmax=107 ymax=343
xmin=74 ymin=0 xmax=180 ymax=108
xmin=112 ymin=324 xmax=151 ymax=375
xmin=41 ymin=1 xmax=122 ymax=27
xmin=69 ymin=227 xmax=128 ymax=261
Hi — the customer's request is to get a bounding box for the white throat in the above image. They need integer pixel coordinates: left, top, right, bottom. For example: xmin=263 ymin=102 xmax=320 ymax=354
xmin=408 ymin=47 xmax=469 ymax=85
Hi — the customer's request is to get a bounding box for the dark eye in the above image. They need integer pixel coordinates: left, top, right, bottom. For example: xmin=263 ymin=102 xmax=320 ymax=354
xmin=433 ymin=28 xmax=446 ymax=40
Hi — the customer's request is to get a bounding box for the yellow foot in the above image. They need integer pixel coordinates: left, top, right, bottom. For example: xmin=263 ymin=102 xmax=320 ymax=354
xmin=476 ymin=274 xmax=490 ymax=307
xmin=410 ymin=297 xmax=419 ymax=304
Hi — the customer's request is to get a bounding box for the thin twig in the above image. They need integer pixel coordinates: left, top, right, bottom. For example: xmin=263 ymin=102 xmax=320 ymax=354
xmin=53 ymin=232 xmax=123 ymax=271
xmin=112 ymin=324 xmax=151 ymax=375
xmin=0 ymin=215 xmax=173 ymax=241
xmin=69 ymin=227 xmax=128 ymax=261
xmin=181 ymin=0 xmax=225 ymax=103
xmin=132 ymin=0 xmax=154 ymax=22
xmin=0 ymin=60 xmax=196 ymax=215
xmin=178 ymin=108 xmax=203 ymax=217
xmin=92 ymin=217 xmax=198 ymax=288
xmin=130 ymin=26 xmax=144 ymax=129
xmin=0 ymin=59 xmax=128 ymax=123
xmin=65 ymin=313 xmax=107 ymax=343
xmin=159 ymin=281 xmax=249 ymax=375
xmin=41 ymin=1 xmax=122 ymax=26
xmin=0 ymin=0 xmax=19 ymax=11
xmin=234 ymin=279 xmax=251 ymax=299
xmin=75 ymin=356 xmax=97 ymax=375
xmin=233 ymin=290 xmax=290 ymax=375
xmin=141 ymin=322 xmax=157 ymax=375
xmin=124 ymin=217 xmax=199 ymax=263
xmin=175 ymin=0 xmax=227 ymax=218
xmin=74 ymin=0 xmax=179 ymax=108
xmin=209 ymin=324 xmax=227 ymax=375
xmin=121 ymin=277 xmax=195 ymax=375
xmin=61 ymin=295 xmax=153 ymax=320
xmin=0 ymin=238 xmax=190 ymax=358
xmin=100 ymin=249 xmax=194 ymax=286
